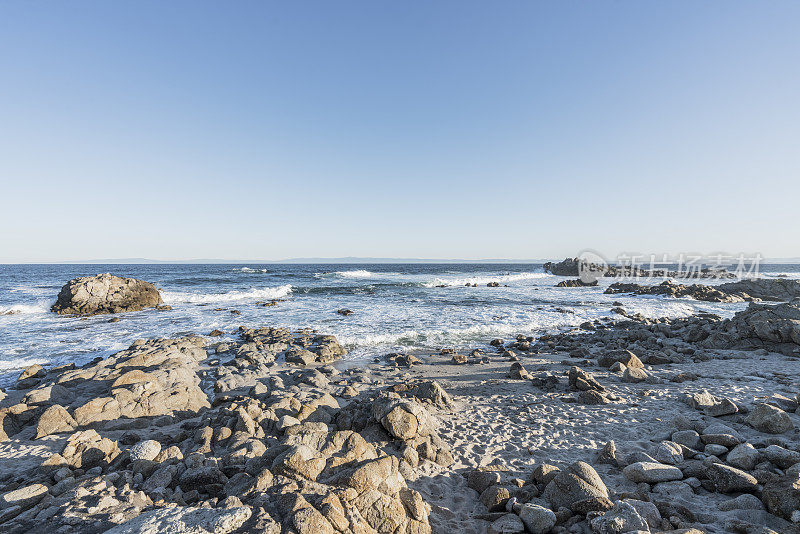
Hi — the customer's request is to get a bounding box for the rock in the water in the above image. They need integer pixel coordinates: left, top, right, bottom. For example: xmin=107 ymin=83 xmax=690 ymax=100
xmin=543 ymin=461 xmax=609 ymax=509
xmin=104 ymin=506 xmax=252 ymax=534
xmin=745 ymin=403 xmax=794 ymax=434
xmin=51 ymin=273 xmax=163 ymax=315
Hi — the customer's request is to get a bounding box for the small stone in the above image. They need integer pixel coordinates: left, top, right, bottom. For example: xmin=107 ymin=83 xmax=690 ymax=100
xmin=129 ymin=440 xmax=162 ymax=462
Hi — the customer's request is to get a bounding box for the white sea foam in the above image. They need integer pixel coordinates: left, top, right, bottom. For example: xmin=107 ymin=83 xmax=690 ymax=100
xmin=162 ymin=284 xmax=292 ymax=304
xmin=335 ymin=269 xmax=375 ymax=278
xmin=0 ymin=302 xmax=51 ymax=315
xmin=0 ymin=356 xmax=50 ymax=371
xmin=422 ymin=272 xmax=550 ymax=287
xmin=236 ymin=267 xmax=268 ymax=273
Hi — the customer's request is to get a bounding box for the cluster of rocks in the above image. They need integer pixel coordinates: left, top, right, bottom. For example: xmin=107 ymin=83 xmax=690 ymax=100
xmin=477 ymin=458 xmax=698 ymax=534
xmin=211 ymin=327 xmax=348 ymax=393
xmin=543 ymin=258 xmax=734 ymax=279
xmin=604 ymin=281 xmax=746 ymax=303
xmin=604 ymin=278 xmax=800 ymax=304
xmin=470 ymin=383 xmax=800 ymax=534
xmin=523 ymin=299 xmax=800 ymax=361
xmin=0 ymin=335 xmax=458 ymax=533
xmin=51 ymin=274 xmax=166 ymax=316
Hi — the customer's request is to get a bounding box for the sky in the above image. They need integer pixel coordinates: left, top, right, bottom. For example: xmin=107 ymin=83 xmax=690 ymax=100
xmin=1 ymin=1 xmax=799 ymax=262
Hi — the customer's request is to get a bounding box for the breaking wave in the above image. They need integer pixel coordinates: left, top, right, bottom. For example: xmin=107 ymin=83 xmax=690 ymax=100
xmin=422 ymin=272 xmax=550 ymax=288
xmin=162 ymin=284 xmax=292 ymax=304
xmin=0 ymin=302 xmax=51 ymax=315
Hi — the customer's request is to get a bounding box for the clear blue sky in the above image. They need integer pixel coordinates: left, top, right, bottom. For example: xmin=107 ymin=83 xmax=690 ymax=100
xmin=1 ymin=1 xmax=798 ymax=262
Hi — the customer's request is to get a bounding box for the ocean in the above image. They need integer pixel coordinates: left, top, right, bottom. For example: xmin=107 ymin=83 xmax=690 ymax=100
xmin=1 ymin=263 xmax=798 ymax=385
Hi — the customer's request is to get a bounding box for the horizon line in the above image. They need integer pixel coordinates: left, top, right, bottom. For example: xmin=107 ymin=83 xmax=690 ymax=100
xmin=3 ymin=256 xmax=800 ymax=265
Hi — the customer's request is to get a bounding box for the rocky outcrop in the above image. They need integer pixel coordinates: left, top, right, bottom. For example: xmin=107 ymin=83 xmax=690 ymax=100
xmin=236 ymin=327 xmax=347 ymax=367
xmin=0 ymin=333 xmax=438 ymax=533
xmin=51 ymin=273 xmax=163 ymax=315
xmin=544 ymin=257 xmax=733 ymax=279
xmin=718 ymin=278 xmax=800 ymax=302
xmin=605 ymin=280 xmax=745 ymax=302
xmin=702 ymin=301 xmax=800 ymax=355
xmin=555 ymin=279 xmax=598 ymax=288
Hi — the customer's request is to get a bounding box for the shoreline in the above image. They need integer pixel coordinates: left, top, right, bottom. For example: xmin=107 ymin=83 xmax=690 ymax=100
xmin=0 ymin=275 xmax=799 ymax=533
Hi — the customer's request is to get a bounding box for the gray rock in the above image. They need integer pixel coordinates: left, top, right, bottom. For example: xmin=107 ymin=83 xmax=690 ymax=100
xmin=589 ymin=501 xmax=649 ymax=534
xmin=517 ymin=503 xmax=556 ymax=534
xmin=623 ymin=498 xmax=662 ymax=528
xmin=704 ymin=444 xmax=728 ymax=457
xmin=671 ymin=430 xmax=703 ymax=451
xmin=654 ymin=441 xmax=684 ymax=465
xmin=745 ymin=403 xmax=794 ymax=434
xmin=622 ymin=366 xmax=649 ymax=383
xmin=726 ymin=443 xmax=760 ymax=471
xmin=543 ymin=461 xmax=609 ymax=509
xmin=706 ymin=463 xmax=758 ymax=493
xmin=762 ymin=444 xmax=800 ymax=469
xmin=623 ymin=462 xmax=683 ymax=483
xmin=467 ymin=469 xmax=502 ymax=494
xmin=718 ymin=494 xmax=765 ymax=511
xmin=104 ymin=506 xmax=252 ymax=534
xmin=489 ymin=513 xmax=525 ymax=534
xmin=761 ymin=473 xmax=800 ymax=521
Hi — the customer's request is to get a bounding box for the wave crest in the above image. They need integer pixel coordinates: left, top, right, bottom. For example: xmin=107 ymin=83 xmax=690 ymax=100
xmin=163 ymin=284 xmax=292 ymax=304
xmin=0 ymin=302 xmax=51 ymax=315
xmin=422 ymin=272 xmax=549 ymax=288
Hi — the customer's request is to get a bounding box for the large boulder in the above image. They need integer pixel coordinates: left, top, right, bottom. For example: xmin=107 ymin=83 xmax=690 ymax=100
xmin=51 ymin=273 xmax=163 ymax=315
xmin=543 ymin=461 xmax=609 ymax=509
xmin=745 ymin=403 xmax=794 ymax=434
xmin=372 ymin=396 xmax=435 ymax=441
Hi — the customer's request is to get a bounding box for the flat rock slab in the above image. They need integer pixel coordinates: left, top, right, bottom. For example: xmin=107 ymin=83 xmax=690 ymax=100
xmin=104 ymin=506 xmax=252 ymax=534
